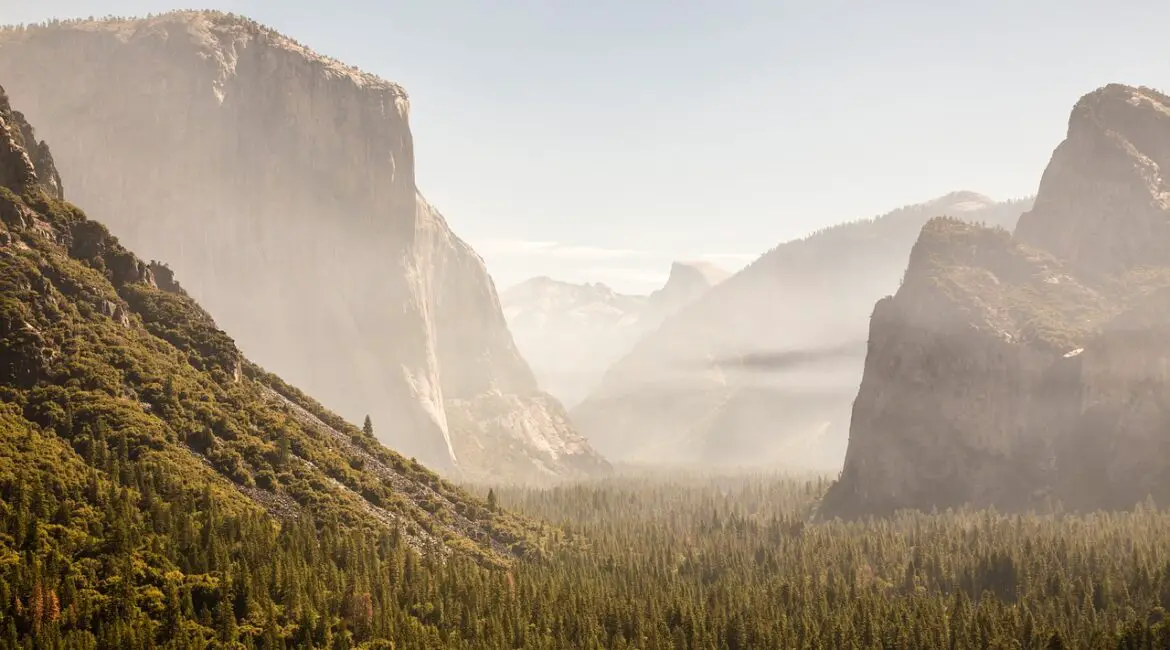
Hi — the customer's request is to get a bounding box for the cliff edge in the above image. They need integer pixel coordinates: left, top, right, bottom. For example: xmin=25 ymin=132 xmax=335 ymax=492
xmin=0 ymin=12 xmax=609 ymax=482
xmin=823 ymin=84 xmax=1170 ymax=517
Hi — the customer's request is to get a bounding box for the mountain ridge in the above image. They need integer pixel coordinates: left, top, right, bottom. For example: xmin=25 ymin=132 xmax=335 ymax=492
xmin=0 ymin=10 xmax=610 ymax=483
xmin=502 ymin=260 xmax=726 ymax=407
xmin=571 ymin=192 xmax=1033 ymax=469
xmin=822 ymin=84 xmax=1170 ymax=518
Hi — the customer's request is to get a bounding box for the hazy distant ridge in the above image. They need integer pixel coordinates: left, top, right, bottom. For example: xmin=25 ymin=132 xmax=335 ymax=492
xmin=502 ymin=260 xmax=727 ymax=407
xmin=572 ymin=191 xmax=1033 ymax=470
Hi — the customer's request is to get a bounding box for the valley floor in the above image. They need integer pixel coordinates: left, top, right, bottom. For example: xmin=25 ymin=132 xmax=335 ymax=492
xmin=482 ymin=472 xmax=1170 ymax=650
xmin=8 ymin=461 xmax=1170 ymax=648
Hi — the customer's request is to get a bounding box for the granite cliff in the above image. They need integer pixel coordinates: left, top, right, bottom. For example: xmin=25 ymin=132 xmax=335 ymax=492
xmin=502 ymin=260 xmax=726 ymax=407
xmin=822 ymin=84 xmax=1170 ymax=518
xmin=0 ymin=12 xmax=609 ymax=482
xmin=572 ymin=193 xmax=1030 ymax=470
xmin=0 ymin=83 xmax=546 ymax=566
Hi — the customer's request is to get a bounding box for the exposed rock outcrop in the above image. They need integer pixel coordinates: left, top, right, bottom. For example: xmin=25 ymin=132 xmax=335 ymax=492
xmin=0 ymin=12 xmax=609 ymax=481
xmin=823 ymin=84 xmax=1170 ymax=518
xmin=1015 ymin=84 xmax=1170 ymax=276
xmin=502 ymin=261 xmax=724 ymax=407
xmin=0 ymin=85 xmax=52 ymax=199
xmin=572 ymin=193 xmax=1030 ymax=470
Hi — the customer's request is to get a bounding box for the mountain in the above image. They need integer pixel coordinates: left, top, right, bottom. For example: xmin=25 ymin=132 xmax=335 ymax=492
xmin=0 ymin=12 xmax=609 ymax=483
xmin=502 ymin=260 xmax=727 ymax=406
xmin=822 ymin=84 xmax=1170 ymax=518
xmin=0 ymin=81 xmax=566 ymax=645
xmin=571 ymin=192 xmax=1032 ymax=470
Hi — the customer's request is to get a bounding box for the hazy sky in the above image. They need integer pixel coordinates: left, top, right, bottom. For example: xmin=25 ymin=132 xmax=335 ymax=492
xmin=8 ymin=0 xmax=1170 ymax=292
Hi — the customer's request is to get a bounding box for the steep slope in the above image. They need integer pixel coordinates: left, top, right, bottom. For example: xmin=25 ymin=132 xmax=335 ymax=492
xmin=572 ymin=192 xmax=1031 ymax=469
xmin=0 ymin=12 xmax=609 ymax=483
xmin=502 ymin=260 xmax=725 ymax=407
xmin=0 ymin=83 xmax=565 ymax=645
xmin=823 ymin=84 xmax=1170 ymax=518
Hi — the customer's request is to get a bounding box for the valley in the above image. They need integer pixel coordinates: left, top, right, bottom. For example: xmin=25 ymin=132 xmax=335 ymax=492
xmin=2 ymin=6 xmax=1170 ymax=649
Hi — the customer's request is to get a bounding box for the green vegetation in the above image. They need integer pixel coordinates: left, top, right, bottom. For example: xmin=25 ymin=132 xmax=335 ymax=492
xmin=0 ymin=144 xmax=557 ymax=645
xmin=4 ymin=82 xmax=1170 ymax=649
xmin=10 ymin=431 xmax=1170 ymax=649
xmin=489 ymin=475 xmax=1170 ymax=649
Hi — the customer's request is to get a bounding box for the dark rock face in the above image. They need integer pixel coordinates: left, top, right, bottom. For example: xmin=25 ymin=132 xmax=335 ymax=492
xmin=0 ymin=12 xmax=608 ymax=482
xmin=148 ymin=261 xmax=185 ymax=295
xmin=0 ymin=86 xmax=51 ymax=198
xmin=823 ymin=85 xmax=1170 ymax=518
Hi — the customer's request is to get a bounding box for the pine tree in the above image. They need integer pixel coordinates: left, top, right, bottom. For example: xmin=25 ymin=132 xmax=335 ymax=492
xmin=362 ymin=416 xmax=374 ymax=438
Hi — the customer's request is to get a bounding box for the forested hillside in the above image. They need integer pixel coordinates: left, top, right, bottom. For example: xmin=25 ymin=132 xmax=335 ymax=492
xmin=0 ymin=84 xmax=558 ymax=647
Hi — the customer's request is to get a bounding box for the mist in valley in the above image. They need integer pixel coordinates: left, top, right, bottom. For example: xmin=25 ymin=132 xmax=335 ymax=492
xmin=6 ymin=4 xmax=1170 ymax=649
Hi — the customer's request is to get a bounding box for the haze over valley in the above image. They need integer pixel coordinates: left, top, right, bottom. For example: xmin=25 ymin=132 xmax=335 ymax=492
xmin=5 ymin=2 xmax=1170 ymax=647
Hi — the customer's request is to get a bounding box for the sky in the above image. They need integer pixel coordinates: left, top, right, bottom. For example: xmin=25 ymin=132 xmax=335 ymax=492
xmin=6 ymin=0 xmax=1170 ymax=293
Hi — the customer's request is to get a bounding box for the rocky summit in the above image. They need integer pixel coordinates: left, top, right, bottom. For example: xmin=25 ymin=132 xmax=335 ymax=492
xmin=822 ymin=84 xmax=1170 ymax=518
xmin=502 ymin=260 xmax=726 ymax=407
xmin=571 ymin=192 xmax=1030 ymax=470
xmin=0 ymin=12 xmax=609 ymax=483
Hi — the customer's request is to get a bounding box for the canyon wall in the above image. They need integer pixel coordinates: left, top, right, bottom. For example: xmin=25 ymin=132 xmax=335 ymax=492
xmin=0 ymin=12 xmax=609 ymax=482
xmin=823 ymin=84 xmax=1170 ymax=517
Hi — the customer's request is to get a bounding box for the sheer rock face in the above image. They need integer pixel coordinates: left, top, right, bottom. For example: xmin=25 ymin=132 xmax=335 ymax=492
xmin=0 ymin=12 xmax=608 ymax=481
xmin=572 ymin=193 xmax=1029 ymax=470
xmin=1016 ymin=85 xmax=1170 ymax=277
xmin=1062 ymin=285 xmax=1170 ymax=510
xmin=823 ymin=84 xmax=1170 ymax=518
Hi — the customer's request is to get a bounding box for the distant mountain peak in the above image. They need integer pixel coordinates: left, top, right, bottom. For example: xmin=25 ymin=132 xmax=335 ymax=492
xmin=501 ymin=261 xmax=726 ymax=407
xmin=647 ymin=260 xmax=729 ymax=313
xmin=570 ymin=193 xmax=1033 ymax=468
xmin=666 ymin=260 xmax=731 ymax=286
